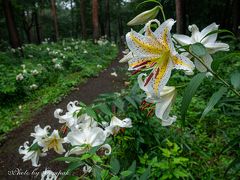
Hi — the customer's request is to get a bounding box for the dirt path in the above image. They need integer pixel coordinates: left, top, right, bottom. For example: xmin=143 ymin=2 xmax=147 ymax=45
xmin=0 ymin=52 xmax=127 ymax=180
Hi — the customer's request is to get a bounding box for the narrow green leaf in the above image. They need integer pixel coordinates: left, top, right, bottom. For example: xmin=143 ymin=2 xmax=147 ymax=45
xmin=96 ymin=103 xmax=112 ymax=116
xmin=54 ymin=156 xmax=82 ymax=162
xmin=125 ymin=96 xmax=138 ymax=109
xmin=128 ymin=160 xmax=137 ymax=174
xmin=181 ymin=73 xmax=206 ymax=120
xmin=28 ymin=142 xmax=40 ymax=151
xmin=120 ymin=170 xmax=133 ymax=177
xmin=113 ymin=98 xmax=124 ymax=111
xmin=189 ymin=43 xmax=207 ymax=57
xmin=230 ymin=71 xmax=240 ymax=90
xmin=85 ymin=107 xmax=97 ymax=119
xmin=225 ymin=158 xmax=240 ymax=176
xmin=201 ymin=86 xmax=227 ymax=119
xmin=173 ymin=168 xmax=189 ymax=178
xmin=139 ymin=166 xmax=151 ymax=180
xmin=110 ymin=158 xmax=121 ymax=175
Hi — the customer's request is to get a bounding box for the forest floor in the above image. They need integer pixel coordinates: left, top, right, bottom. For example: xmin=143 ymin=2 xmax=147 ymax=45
xmin=0 ymin=52 xmax=127 ymax=180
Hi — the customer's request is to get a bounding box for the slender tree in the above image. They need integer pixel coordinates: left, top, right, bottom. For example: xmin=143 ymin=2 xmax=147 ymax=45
xmin=33 ymin=9 xmax=41 ymax=44
xmin=232 ymin=0 xmax=240 ymax=37
xmin=104 ymin=0 xmax=110 ymax=39
xmin=92 ymin=0 xmax=100 ymax=40
xmin=2 ymin=0 xmax=22 ymax=48
xmin=22 ymin=10 xmax=34 ymax=43
xmin=80 ymin=0 xmax=87 ymax=39
xmin=175 ymin=0 xmax=186 ymax=34
xmin=51 ymin=0 xmax=59 ymax=41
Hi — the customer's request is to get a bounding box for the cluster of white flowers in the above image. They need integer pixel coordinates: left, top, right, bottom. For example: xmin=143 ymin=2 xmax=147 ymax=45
xmin=30 ymin=84 xmax=38 ymax=90
xmin=42 ymin=38 xmax=50 ymax=44
xmin=54 ymin=63 xmax=63 ymax=70
xmin=96 ymin=36 xmax=109 ymax=46
xmin=19 ymin=101 xmax=132 ymax=169
xmin=31 ymin=69 xmax=39 ymax=76
xmin=16 ymin=73 xmax=24 ymax=81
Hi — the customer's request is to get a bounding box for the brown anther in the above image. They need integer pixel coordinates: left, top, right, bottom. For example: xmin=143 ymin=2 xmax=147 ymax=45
xmin=144 ymin=72 xmax=154 ymax=86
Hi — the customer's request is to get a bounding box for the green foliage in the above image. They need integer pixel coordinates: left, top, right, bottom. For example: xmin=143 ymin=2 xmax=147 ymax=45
xmin=0 ymin=39 xmax=118 ymax=135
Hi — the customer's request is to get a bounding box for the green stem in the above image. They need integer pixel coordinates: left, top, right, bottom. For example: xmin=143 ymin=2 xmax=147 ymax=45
xmin=159 ymin=6 xmax=166 ymax=21
xmin=189 ymin=51 xmax=240 ymax=97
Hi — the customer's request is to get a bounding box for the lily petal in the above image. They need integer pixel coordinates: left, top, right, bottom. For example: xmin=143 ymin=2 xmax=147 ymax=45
xmin=126 ymin=29 xmax=163 ymax=56
xmin=204 ymin=42 xmax=229 ymax=54
xmin=172 ymin=53 xmax=195 ymax=73
xmin=200 ymin=23 xmax=219 ymax=44
xmin=173 ymin=34 xmax=193 ymax=45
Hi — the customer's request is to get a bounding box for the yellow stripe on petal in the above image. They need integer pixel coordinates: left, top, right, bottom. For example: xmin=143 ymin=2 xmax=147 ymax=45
xmin=153 ymin=59 xmax=169 ymax=94
xmin=172 ymin=55 xmax=191 ymax=69
xmin=129 ymin=33 xmax=162 ymax=54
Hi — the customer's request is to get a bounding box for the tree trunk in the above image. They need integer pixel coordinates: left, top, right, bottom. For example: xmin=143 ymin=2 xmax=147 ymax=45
xmin=232 ymin=0 xmax=240 ymax=37
xmin=2 ymin=0 xmax=21 ymax=48
xmin=51 ymin=0 xmax=59 ymax=41
xmin=80 ymin=0 xmax=87 ymax=39
xmin=70 ymin=0 xmax=74 ymax=37
xmin=92 ymin=0 xmax=100 ymax=40
xmin=175 ymin=0 xmax=186 ymax=34
xmin=22 ymin=11 xmax=34 ymax=44
xmin=117 ymin=1 xmax=123 ymax=47
xmin=104 ymin=0 xmax=110 ymax=39
xmin=33 ymin=10 xmax=41 ymax=44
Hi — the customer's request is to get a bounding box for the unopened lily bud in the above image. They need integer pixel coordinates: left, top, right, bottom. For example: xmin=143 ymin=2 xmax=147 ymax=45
xmin=127 ymin=6 xmax=160 ymax=26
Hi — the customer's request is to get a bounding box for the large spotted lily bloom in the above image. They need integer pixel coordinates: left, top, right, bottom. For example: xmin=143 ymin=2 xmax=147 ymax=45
xmin=126 ymin=19 xmax=194 ymax=94
xmin=173 ymin=23 xmax=229 ymax=72
xmin=138 ymin=73 xmax=177 ymax=126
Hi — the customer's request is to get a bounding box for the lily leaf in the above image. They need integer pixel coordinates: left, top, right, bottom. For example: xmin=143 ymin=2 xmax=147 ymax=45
xmin=181 ymin=73 xmax=206 ymax=121
xmin=201 ymin=86 xmax=227 ymax=119
xmin=110 ymin=158 xmax=121 ymax=175
xmin=189 ymin=43 xmax=207 ymax=57
xmin=230 ymin=71 xmax=240 ymax=90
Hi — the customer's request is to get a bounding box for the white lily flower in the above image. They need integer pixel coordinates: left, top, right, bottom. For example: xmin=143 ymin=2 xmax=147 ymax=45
xmin=105 ymin=116 xmax=132 ymax=136
xmin=65 ymin=127 xmax=106 ymax=156
xmin=155 ymin=86 xmax=177 ymax=126
xmin=174 ymin=23 xmax=229 ymax=72
xmin=119 ymin=52 xmax=133 ymax=63
xmin=54 ymin=101 xmax=81 ymax=129
xmin=41 ymin=130 xmax=65 ymax=154
xmin=19 ymin=141 xmax=46 ymax=167
xmin=41 ymin=169 xmax=58 ymax=180
xmin=83 ymin=164 xmax=92 ymax=174
xmin=75 ymin=113 xmax=98 ymax=130
xmin=110 ymin=72 xmax=118 ymax=77
xmin=99 ymin=144 xmax=112 ymax=155
xmin=138 ymin=73 xmax=177 ymax=126
xmin=126 ymin=19 xmax=194 ymax=94
xmin=31 ymin=125 xmax=51 ymax=145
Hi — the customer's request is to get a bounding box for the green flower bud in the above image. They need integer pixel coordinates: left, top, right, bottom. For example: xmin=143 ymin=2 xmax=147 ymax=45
xmin=127 ymin=6 xmax=160 ymax=26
